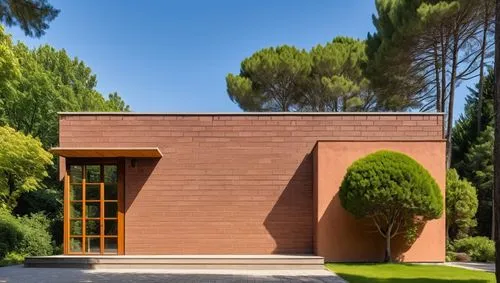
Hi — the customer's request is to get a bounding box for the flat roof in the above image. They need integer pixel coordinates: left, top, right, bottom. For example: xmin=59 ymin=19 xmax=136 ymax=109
xmin=50 ymin=147 xmax=163 ymax=158
xmin=58 ymin=112 xmax=445 ymax=116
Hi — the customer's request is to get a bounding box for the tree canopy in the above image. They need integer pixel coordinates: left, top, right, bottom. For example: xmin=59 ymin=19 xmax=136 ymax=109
xmin=339 ymin=150 xmax=443 ymax=262
xmin=0 ymin=126 xmax=52 ymax=210
xmin=0 ymin=0 xmax=59 ymax=37
xmin=226 ymin=37 xmax=374 ymax=112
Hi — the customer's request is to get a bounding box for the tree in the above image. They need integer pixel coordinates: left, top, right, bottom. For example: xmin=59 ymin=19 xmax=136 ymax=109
xmin=0 ymin=126 xmax=52 ymax=210
xmin=465 ymin=127 xmax=494 ymax=238
xmin=367 ymin=0 xmax=495 ymax=168
xmin=493 ymin=0 xmax=500 ymax=279
xmin=1 ymin=41 xmax=130 ymax=147
xmin=452 ymin=69 xmax=495 ymax=175
xmin=106 ymin=92 xmax=131 ymax=112
xmin=0 ymin=25 xmax=21 ymax=125
xmin=226 ymin=45 xmax=311 ymax=111
xmin=446 ymin=169 xmax=478 ymax=240
xmin=226 ymin=37 xmax=375 ymax=112
xmin=0 ymin=0 xmax=59 ymax=37
xmin=339 ymin=150 xmax=443 ymax=262
xmin=303 ymin=37 xmax=374 ymax=111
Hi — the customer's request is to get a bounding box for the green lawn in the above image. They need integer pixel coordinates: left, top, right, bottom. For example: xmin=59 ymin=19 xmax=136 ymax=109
xmin=326 ymin=263 xmax=495 ymax=283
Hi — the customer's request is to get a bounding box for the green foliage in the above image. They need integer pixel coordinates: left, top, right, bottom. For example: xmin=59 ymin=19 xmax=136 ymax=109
xmin=16 ymin=212 xmax=52 ymax=256
xmin=0 ymin=208 xmax=52 ymax=259
xmin=453 ymin=236 xmax=495 ymax=262
xmin=340 ymin=151 xmax=443 ymax=219
xmin=451 ymin=70 xmax=494 ymax=237
xmin=0 ymin=251 xmax=25 ymax=266
xmin=2 ymin=41 xmax=131 ymax=147
xmin=0 ymin=0 xmax=59 ymax=37
xmin=339 ymin=150 xmax=443 ymax=261
xmin=227 ymin=45 xmax=311 ymax=111
xmin=0 ymin=209 xmax=23 ymax=258
xmin=446 ymin=169 xmax=478 ymax=239
xmin=0 ymin=126 xmax=52 ymax=210
xmin=226 ymin=37 xmax=374 ymax=112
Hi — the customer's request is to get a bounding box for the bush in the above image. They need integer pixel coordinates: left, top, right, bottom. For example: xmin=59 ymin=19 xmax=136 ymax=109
xmin=0 ymin=210 xmax=23 ymax=258
xmin=446 ymin=169 xmax=477 ymax=239
xmin=17 ymin=213 xmax=53 ymax=256
xmin=453 ymin=236 xmax=495 ymax=262
xmin=0 ymin=208 xmax=52 ymax=259
xmin=0 ymin=252 xmax=25 ymax=266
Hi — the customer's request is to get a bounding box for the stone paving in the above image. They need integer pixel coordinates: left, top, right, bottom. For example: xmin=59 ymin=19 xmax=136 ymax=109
xmin=0 ymin=265 xmax=346 ymax=283
xmin=446 ymin=262 xmax=495 ymax=273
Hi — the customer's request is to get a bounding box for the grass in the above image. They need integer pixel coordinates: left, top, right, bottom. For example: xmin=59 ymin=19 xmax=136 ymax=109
xmin=326 ymin=263 xmax=495 ymax=283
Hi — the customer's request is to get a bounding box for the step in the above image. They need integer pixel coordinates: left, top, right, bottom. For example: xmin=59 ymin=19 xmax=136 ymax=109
xmin=24 ymin=255 xmax=325 ymax=270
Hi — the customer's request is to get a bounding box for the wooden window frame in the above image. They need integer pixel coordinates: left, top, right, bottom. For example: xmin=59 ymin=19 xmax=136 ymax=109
xmin=64 ymin=158 xmax=125 ymax=255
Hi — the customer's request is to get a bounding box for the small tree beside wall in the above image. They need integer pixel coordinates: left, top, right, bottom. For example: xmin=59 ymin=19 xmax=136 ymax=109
xmin=339 ymin=150 xmax=443 ymax=262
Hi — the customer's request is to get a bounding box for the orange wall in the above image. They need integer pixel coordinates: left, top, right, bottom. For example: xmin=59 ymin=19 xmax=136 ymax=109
xmin=59 ymin=113 xmax=444 ymax=256
xmin=313 ymin=141 xmax=446 ymax=262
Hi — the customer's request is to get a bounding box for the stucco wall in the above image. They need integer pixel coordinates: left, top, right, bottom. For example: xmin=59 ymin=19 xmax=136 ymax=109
xmin=313 ymin=141 xmax=446 ymax=262
xmin=59 ymin=113 xmax=444 ymax=256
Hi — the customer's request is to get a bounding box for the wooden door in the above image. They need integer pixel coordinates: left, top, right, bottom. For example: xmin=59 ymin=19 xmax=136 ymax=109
xmin=64 ymin=161 xmax=124 ymax=255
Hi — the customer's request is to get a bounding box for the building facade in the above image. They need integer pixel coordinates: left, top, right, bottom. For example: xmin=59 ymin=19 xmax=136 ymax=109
xmin=54 ymin=112 xmax=445 ymax=262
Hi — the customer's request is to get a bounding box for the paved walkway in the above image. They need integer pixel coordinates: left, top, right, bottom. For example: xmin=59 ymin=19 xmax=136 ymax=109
xmin=0 ymin=265 xmax=346 ymax=283
xmin=446 ymin=262 xmax=495 ymax=273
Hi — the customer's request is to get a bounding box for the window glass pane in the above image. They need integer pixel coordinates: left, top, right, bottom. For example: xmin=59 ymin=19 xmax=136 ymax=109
xmin=86 ymin=202 xmax=100 ymax=218
xmin=70 ymin=184 xmax=82 ymax=200
xmin=104 ymin=220 xmax=117 ymax=235
xmin=70 ymin=220 xmax=82 ymax=235
xmin=104 ymin=165 xmax=117 ymax=183
xmin=69 ymin=165 xmax=82 ymax=183
xmin=86 ymin=237 xmax=100 ymax=253
xmin=70 ymin=202 xmax=82 ymax=218
xmin=86 ymin=220 xmax=100 ymax=235
xmin=86 ymin=165 xmax=101 ymax=183
xmin=105 ymin=202 xmax=117 ymax=218
xmin=104 ymin=238 xmax=117 ymax=254
xmin=86 ymin=184 xmax=100 ymax=200
xmin=70 ymin=237 xmax=82 ymax=253
xmin=104 ymin=184 xmax=117 ymax=200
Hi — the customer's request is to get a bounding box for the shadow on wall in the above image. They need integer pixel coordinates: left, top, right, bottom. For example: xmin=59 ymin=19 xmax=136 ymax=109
xmin=124 ymin=158 xmax=160 ymax=213
xmin=318 ymin=191 xmax=425 ymax=262
xmin=263 ymin=154 xmax=314 ymax=254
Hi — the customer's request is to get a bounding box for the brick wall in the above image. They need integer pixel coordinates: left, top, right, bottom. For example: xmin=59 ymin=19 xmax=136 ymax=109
xmin=59 ymin=113 xmax=444 ymax=255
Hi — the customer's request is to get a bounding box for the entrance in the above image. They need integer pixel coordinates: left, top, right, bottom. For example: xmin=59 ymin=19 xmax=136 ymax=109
xmin=64 ymin=161 xmax=124 ymax=254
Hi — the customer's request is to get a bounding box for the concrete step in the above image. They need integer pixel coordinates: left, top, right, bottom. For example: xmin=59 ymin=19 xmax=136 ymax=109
xmin=24 ymin=255 xmax=325 ymax=270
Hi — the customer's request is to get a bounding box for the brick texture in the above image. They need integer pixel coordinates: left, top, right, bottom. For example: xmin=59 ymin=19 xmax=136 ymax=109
xmin=59 ymin=113 xmax=444 ymax=255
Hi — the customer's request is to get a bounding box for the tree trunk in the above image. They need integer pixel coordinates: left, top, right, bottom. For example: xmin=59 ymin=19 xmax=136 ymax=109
xmin=493 ymin=0 xmax=500 ymax=280
xmin=446 ymin=29 xmax=459 ymax=169
xmin=384 ymin=234 xmax=391 ymax=263
xmin=440 ymin=27 xmax=448 ymax=113
xmin=478 ymin=0 xmax=489 ymax=135
xmin=433 ymin=43 xmax=442 ymax=112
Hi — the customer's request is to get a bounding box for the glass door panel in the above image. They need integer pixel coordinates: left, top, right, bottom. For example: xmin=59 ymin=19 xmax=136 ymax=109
xmin=66 ymin=163 xmax=120 ymax=255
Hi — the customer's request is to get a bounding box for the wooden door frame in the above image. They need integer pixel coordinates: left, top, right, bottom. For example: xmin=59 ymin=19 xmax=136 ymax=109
xmin=63 ymin=158 xmax=125 ymax=255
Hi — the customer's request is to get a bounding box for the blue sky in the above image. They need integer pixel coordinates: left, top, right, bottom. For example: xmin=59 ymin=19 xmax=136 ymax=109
xmin=6 ymin=0 xmax=470 ymax=119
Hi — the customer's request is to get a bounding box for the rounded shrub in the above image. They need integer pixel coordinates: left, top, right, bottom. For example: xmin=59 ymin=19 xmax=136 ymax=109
xmin=453 ymin=236 xmax=495 ymax=262
xmin=340 ymin=150 xmax=443 ymax=219
xmin=339 ymin=150 xmax=443 ymax=261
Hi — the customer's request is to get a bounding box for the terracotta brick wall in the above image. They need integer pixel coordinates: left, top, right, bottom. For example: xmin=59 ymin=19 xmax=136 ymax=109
xmin=59 ymin=113 xmax=444 ymax=255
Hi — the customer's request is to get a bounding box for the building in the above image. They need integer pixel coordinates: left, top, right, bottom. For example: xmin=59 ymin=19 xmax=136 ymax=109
xmin=51 ymin=112 xmax=445 ymax=262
